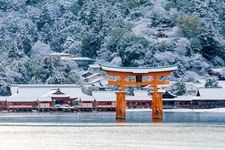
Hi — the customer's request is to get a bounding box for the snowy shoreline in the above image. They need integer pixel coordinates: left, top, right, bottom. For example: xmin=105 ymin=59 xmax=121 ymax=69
xmin=1 ymin=108 xmax=225 ymax=113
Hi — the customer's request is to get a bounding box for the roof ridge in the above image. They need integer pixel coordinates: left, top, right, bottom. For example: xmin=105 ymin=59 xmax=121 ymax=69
xmin=100 ymin=64 xmax=177 ymax=69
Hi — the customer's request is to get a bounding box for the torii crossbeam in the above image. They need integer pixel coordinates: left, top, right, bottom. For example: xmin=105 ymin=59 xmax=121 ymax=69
xmin=101 ymin=65 xmax=177 ymax=122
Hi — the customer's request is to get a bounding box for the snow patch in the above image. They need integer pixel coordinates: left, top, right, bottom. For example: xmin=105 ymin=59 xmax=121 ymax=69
xmin=132 ymin=19 xmax=149 ymax=36
xmin=31 ymin=41 xmax=52 ymax=59
xmin=110 ymin=57 xmax=122 ymax=67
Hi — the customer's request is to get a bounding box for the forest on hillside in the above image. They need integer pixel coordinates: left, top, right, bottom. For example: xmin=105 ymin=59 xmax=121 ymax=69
xmin=0 ymin=0 xmax=225 ymax=95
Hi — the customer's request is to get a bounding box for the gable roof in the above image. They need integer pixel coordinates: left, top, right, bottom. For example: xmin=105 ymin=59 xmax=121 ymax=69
xmin=162 ymin=91 xmax=177 ymax=99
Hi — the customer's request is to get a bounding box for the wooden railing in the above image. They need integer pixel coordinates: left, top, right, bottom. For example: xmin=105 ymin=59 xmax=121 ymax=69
xmin=79 ymin=103 xmax=93 ymax=108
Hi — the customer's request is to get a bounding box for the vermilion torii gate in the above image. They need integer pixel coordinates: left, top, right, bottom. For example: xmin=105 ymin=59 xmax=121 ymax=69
xmin=101 ymin=65 xmax=177 ymax=122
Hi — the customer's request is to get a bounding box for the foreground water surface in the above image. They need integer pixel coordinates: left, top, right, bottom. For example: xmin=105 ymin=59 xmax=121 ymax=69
xmin=0 ymin=110 xmax=225 ymax=124
xmin=0 ymin=110 xmax=225 ymax=150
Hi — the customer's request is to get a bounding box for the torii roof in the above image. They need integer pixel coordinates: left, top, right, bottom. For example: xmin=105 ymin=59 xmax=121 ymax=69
xmin=100 ymin=65 xmax=177 ymax=74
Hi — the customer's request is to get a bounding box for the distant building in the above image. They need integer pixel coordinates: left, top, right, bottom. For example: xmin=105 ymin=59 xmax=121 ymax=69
xmin=69 ymin=57 xmax=95 ymax=69
xmin=49 ymin=52 xmax=73 ymax=60
xmin=0 ymin=84 xmax=93 ymax=112
xmin=81 ymin=70 xmax=93 ymax=78
xmin=49 ymin=52 xmax=95 ymax=69
xmin=1 ymin=82 xmax=225 ymax=112
xmin=193 ymin=88 xmax=225 ymax=108
xmin=88 ymin=64 xmax=101 ymax=73
xmin=185 ymin=82 xmax=204 ymax=96
xmin=80 ymin=66 xmax=107 ymax=88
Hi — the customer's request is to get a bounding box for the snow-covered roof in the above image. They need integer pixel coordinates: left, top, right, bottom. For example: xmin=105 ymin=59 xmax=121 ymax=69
xmin=81 ymin=70 xmax=91 ymax=76
xmin=162 ymin=90 xmax=176 ymax=98
xmin=185 ymin=82 xmax=205 ymax=88
xmin=69 ymin=57 xmax=94 ymax=61
xmin=101 ymin=65 xmax=177 ymax=74
xmin=10 ymin=84 xmax=80 ymax=88
xmin=8 ymin=84 xmax=93 ymax=102
xmin=0 ymin=96 xmax=8 ymax=101
xmin=92 ymin=91 xmax=151 ymax=102
xmin=89 ymin=64 xmax=100 ymax=69
xmin=92 ymin=90 xmax=193 ymax=102
xmin=143 ymin=85 xmax=170 ymax=89
xmin=85 ymin=73 xmax=100 ymax=79
xmin=211 ymin=68 xmax=225 ymax=73
xmin=88 ymin=77 xmax=105 ymax=84
xmin=93 ymin=90 xmax=150 ymax=102
xmin=218 ymin=81 xmax=225 ymax=88
xmin=126 ymin=91 xmax=150 ymax=101
xmin=193 ymin=88 xmax=225 ymax=100
xmin=92 ymin=91 xmax=116 ymax=101
xmin=37 ymin=97 xmax=52 ymax=102
xmin=6 ymin=96 xmax=52 ymax=102
xmin=73 ymin=88 xmax=94 ymax=101
xmin=7 ymin=97 xmax=40 ymax=102
xmin=10 ymin=86 xmax=18 ymax=95
xmin=41 ymin=89 xmax=71 ymax=98
xmin=7 ymin=84 xmax=225 ymax=103
xmin=49 ymin=52 xmax=72 ymax=56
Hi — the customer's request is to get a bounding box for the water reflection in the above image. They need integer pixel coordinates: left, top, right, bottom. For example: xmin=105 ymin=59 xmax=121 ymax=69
xmin=116 ymin=118 xmax=126 ymax=126
xmin=152 ymin=118 xmax=163 ymax=123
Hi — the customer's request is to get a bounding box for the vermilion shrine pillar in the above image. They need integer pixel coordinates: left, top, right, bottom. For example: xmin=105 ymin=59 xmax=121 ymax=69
xmin=152 ymin=91 xmax=164 ymax=122
xmin=115 ymin=91 xmax=126 ymax=119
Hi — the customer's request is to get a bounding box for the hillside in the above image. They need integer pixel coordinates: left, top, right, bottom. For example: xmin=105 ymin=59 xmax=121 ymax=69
xmin=0 ymin=0 xmax=225 ymax=95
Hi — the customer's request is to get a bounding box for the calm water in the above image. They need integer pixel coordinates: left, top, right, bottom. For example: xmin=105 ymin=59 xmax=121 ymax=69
xmin=0 ymin=111 xmax=225 ymax=150
xmin=0 ymin=111 xmax=225 ymax=124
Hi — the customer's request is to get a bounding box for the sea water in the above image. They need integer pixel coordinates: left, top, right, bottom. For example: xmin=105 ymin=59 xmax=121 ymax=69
xmin=0 ymin=110 xmax=225 ymax=150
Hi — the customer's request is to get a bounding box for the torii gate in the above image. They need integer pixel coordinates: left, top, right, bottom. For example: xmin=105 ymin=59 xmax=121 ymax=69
xmin=101 ymin=65 xmax=177 ymax=122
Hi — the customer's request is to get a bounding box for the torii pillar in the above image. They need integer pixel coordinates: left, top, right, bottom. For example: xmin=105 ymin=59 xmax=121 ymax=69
xmin=115 ymin=75 xmax=126 ymax=119
xmin=101 ymin=65 xmax=177 ymax=122
xmin=115 ymin=91 xmax=126 ymax=119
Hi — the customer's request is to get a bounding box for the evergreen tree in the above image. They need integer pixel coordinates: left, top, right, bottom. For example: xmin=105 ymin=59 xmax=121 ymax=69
xmin=205 ymin=77 xmax=219 ymax=88
xmin=170 ymin=80 xmax=186 ymax=96
xmin=81 ymin=32 xmax=99 ymax=58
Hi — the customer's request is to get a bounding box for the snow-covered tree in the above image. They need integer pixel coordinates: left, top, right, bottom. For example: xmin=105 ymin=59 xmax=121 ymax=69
xmin=1 ymin=0 xmax=225 ymax=95
xmin=127 ymin=86 xmax=134 ymax=96
xmin=205 ymin=77 xmax=219 ymax=88
xmin=177 ymin=14 xmax=201 ymax=38
xmin=170 ymin=80 xmax=186 ymax=96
